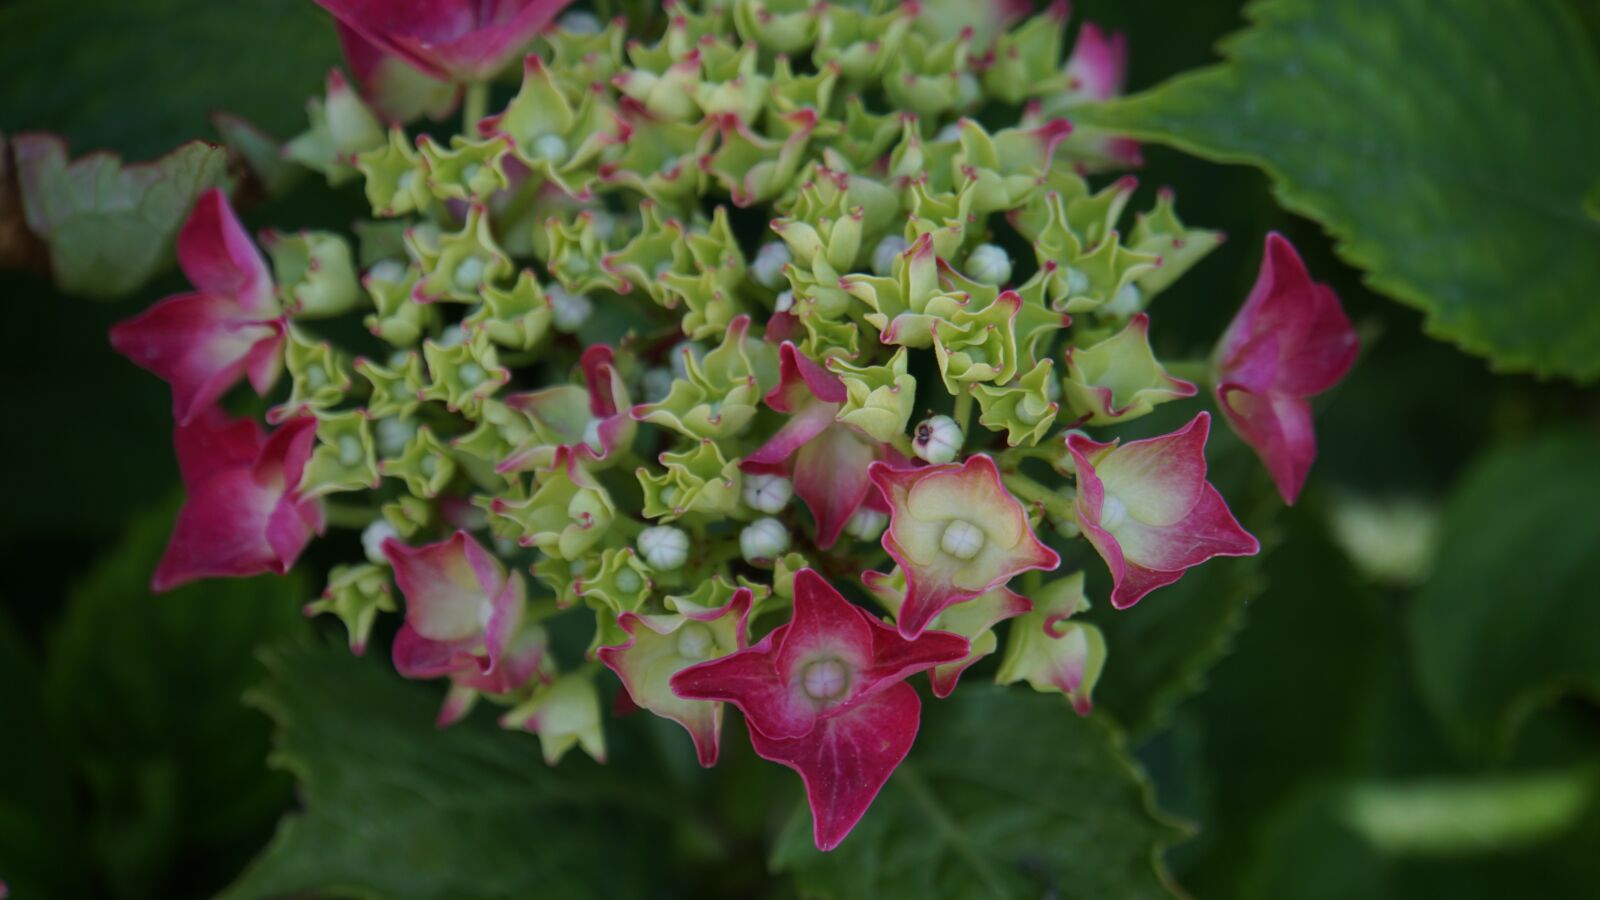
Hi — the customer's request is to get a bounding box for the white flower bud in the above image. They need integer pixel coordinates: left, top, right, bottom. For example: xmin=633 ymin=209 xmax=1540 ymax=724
xmin=642 ymin=367 xmax=675 ymax=404
xmin=773 ymin=289 xmax=795 ymax=313
xmin=638 ymin=526 xmax=690 ymax=570
xmin=590 ymin=210 xmax=618 ymax=242
xmin=966 ymin=243 xmax=1013 ymax=286
xmin=367 ymin=259 xmax=406 ymax=284
xmin=913 ymin=415 xmax=963 ymax=464
xmin=872 ymin=234 xmax=910 ymax=276
xmin=743 ymin=473 xmax=793 ymax=514
xmin=361 ymin=519 xmax=398 ymax=565
xmin=1103 ymin=283 xmax=1143 ymax=317
xmin=532 ymin=133 xmax=569 ymax=163
xmin=751 ymin=241 xmax=791 ymax=290
xmin=375 ymin=416 xmax=416 ymax=456
xmin=740 ymin=517 xmax=790 ymax=562
xmin=559 ymin=10 xmax=602 ymax=33
xmin=844 ymin=507 xmax=888 ymax=542
xmin=549 ymin=284 xmax=592 ymax=333
xmin=436 ymin=324 xmax=467 ymax=347
xmin=1063 ymin=265 xmax=1090 ymax=296
xmin=939 ymin=519 xmax=986 ymax=560
xmin=934 ymin=123 xmax=962 ymax=142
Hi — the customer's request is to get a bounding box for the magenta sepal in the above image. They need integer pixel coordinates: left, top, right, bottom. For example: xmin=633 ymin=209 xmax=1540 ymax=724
xmin=151 ymin=407 xmax=323 ymax=592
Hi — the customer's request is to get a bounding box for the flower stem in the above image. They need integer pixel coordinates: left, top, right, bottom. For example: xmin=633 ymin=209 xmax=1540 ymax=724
xmin=462 ymin=81 xmax=490 ymax=135
xmin=321 ymin=500 xmax=378 ymax=529
xmin=952 ymin=385 xmax=974 ymax=435
xmin=1164 ymin=358 xmax=1215 ymax=389
xmin=1001 ymin=473 xmax=1078 ymax=527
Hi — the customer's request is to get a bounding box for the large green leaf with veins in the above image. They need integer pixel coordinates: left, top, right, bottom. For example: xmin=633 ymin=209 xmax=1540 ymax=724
xmin=1074 ymin=0 xmax=1600 ymax=381
xmin=770 ymin=685 xmax=1185 ymax=899
xmin=223 ymin=641 xmax=686 ymax=900
xmin=1410 ymin=433 xmax=1600 ymax=756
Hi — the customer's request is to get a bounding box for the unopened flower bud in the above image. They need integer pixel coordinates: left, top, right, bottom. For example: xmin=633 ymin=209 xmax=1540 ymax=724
xmin=558 ymin=10 xmax=602 ymax=33
xmin=872 ymin=234 xmax=910 ymax=276
xmin=740 ymin=517 xmax=790 ymax=562
xmin=967 ymin=243 xmax=1012 ymax=286
xmin=436 ymin=323 xmax=467 ymax=347
xmin=844 ymin=507 xmax=888 ymax=542
xmin=913 ymin=415 xmax=963 ymax=464
xmin=935 ymin=123 xmax=962 ymax=142
xmin=361 ymin=519 xmax=398 ymax=565
xmin=549 ymin=284 xmax=592 ymax=332
xmin=1103 ymin=283 xmax=1143 ymax=317
xmin=752 ymin=241 xmax=791 ymax=290
xmin=743 ymin=473 xmax=793 ymax=514
xmin=367 ymin=259 xmax=407 ymax=285
xmin=638 ymin=525 xmax=690 ymax=570
xmin=375 ymin=416 xmax=417 ymax=456
xmin=774 ymin=289 xmax=795 ymax=313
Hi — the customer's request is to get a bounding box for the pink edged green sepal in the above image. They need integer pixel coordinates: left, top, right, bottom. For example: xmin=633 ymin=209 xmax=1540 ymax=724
xmin=1215 ymin=233 xmax=1358 ymax=505
xmin=1062 ymin=312 xmax=1197 ymax=425
xmin=994 ymin=571 xmax=1107 ymax=715
xmin=384 ymin=530 xmax=546 ymax=722
xmin=671 ymin=569 xmax=968 ymax=850
xmin=501 ymin=344 xmax=635 ymax=472
xmin=500 ymin=670 xmax=607 ymax=764
xmin=152 ymin=408 xmax=324 ymax=591
xmin=869 ymin=454 xmax=1059 ymax=638
xmin=862 ymin=567 xmax=1031 ymax=698
xmin=597 ymin=587 xmax=755 ymax=766
xmin=109 ymin=189 xmax=286 ymax=426
xmin=1067 ymin=412 xmax=1260 ymax=609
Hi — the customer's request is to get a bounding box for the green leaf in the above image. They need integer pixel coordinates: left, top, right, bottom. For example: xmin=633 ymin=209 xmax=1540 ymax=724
xmin=0 ymin=0 xmax=339 ymax=162
xmin=1410 ymin=433 xmax=1600 ymax=756
xmin=1075 ymin=0 xmax=1600 ymax=381
xmin=770 ymin=685 xmax=1184 ymax=899
xmin=223 ymin=641 xmax=686 ymax=900
xmin=12 ymin=135 xmax=227 ymax=298
xmin=41 ymin=499 xmax=309 ymax=899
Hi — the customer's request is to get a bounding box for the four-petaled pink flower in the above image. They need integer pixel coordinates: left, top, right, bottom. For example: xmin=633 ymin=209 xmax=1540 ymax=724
xmin=1215 ymin=233 xmax=1359 ymax=505
xmin=743 ymin=343 xmax=901 ymax=549
xmin=1067 ymin=412 xmax=1259 ymax=609
xmin=385 ymin=530 xmax=547 ymax=725
xmin=110 ymin=189 xmax=285 ymax=426
xmin=868 ymin=454 xmax=1060 ymax=638
xmin=152 ymin=407 xmax=323 ymax=592
xmin=671 ymin=569 xmax=968 ymax=850
xmin=313 ymin=0 xmax=576 ymax=83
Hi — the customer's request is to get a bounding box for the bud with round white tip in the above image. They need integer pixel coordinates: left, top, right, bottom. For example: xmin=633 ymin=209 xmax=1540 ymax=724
xmin=1103 ymin=283 xmax=1143 ymax=317
xmin=773 ymin=289 xmax=795 ymax=313
xmin=751 ymin=241 xmax=791 ymax=290
xmin=361 ymin=519 xmax=398 ymax=565
xmin=913 ymin=415 xmax=964 ymax=464
xmin=743 ymin=473 xmax=793 ymax=514
xmin=844 ymin=507 xmax=888 ymax=542
xmin=935 ymin=123 xmax=962 ymax=142
xmin=740 ymin=517 xmax=790 ymax=562
xmin=436 ymin=323 xmax=467 ymax=347
xmin=549 ymin=284 xmax=592 ymax=332
xmin=967 ymin=243 xmax=1012 ymax=286
xmin=638 ymin=525 xmax=690 ymax=570
xmin=872 ymin=234 xmax=909 ymax=276
xmin=558 ymin=10 xmax=602 ymax=33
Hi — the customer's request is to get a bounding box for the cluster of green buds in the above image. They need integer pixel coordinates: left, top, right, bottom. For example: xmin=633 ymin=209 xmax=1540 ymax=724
xmin=280 ymin=0 xmax=1226 ymax=756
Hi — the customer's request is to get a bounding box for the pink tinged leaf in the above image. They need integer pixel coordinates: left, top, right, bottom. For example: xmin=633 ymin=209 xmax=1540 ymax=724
xmin=746 ymin=681 xmax=922 ymax=852
xmin=176 ymin=189 xmax=275 ymax=313
xmin=791 ymin=424 xmax=879 ymax=548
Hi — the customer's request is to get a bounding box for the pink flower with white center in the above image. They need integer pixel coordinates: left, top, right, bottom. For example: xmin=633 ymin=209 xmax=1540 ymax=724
xmin=110 ymin=189 xmax=285 ymax=426
xmin=312 ymin=0 xmax=576 ymax=83
xmin=868 ymin=454 xmax=1060 ymax=639
xmin=671 ymin=569 xmax=968 ymax=850
xmin=598 ymin=588 xmax=754 ymax=767
xmin=385 ymin=530 xmax=546 ymax=725
xmin=1215 ymin=233 xmax=1359 ymax=505
xmin=1068 ymin=412 xmax=1260 ymax=609
xmin=742 ymin=343 xmax=901 ymax=549
xmin=151 ymin=408 xmax=323 ymax=592
xmin=500 ymin=344 xmax=635 ymax=472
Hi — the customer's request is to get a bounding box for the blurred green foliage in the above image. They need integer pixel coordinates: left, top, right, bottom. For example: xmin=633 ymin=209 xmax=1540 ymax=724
xmin=2 ymin=1 xmax=1598 ymax=898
